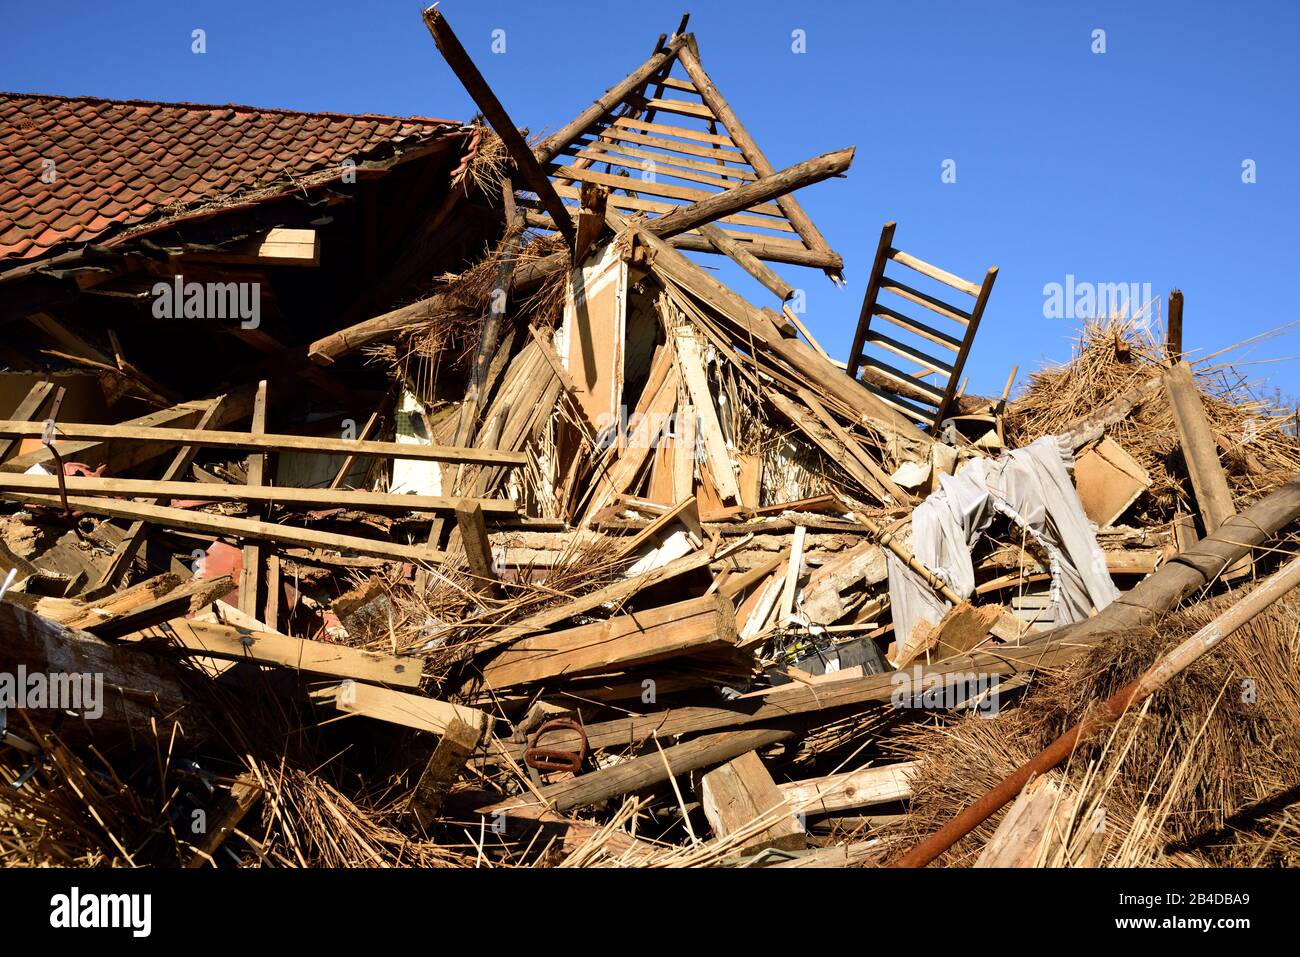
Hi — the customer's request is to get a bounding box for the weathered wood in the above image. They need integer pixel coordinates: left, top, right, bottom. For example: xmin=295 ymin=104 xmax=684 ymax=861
xmin=454 ymin=499 xmax=497 ymax=593
xmin=0 ymin=379 xmax=53 ymax=462
xmin=1166 ymin=289 xmax=1184 ymax=362
xmin=780 ymin=762 xmax=917 ymax=815
xmin=481 ymin=727 xmax=793 ymax=817
xmin=0 ymin=599 xmax=191 ymax=735
xmin=0 ymin=420 xmax=526 ymax=467
xmin=90 ymin=395 xmax=228 ymax=595
xmin=326 ymin=680 xmax=492 ymax=738
xmin=647 ymin=147 xmax=854 ymax=241
xmin=701 ymin=750 xmax=805 ymax=854
xmin=697 ymin=223 xmax=793 ymax=301
xmin=240 ymin=380 xmax=268 ymax=619
xmin=125 ymin=619 xmax=425 ymax=688
xmin=0 ymin=473 xmax=517 ymax=515
xmin=409 ymin=717 xmax=481 ymax=827
xmin=676 ymin=41 xmax=840 ymax=279
xmin=422 ymin=8 xmax=574 ymax=244
xmin=480 ymin=593 xmax=738 ymax=689
xmin=1164 ymin=361 xmax=1238 ymax=537
xmin=4 ymin=492 xmax=450 ymax=564
xmin=532 ymin=36 xmax=689 ymax=164
xmin=185 ymin=773 xmax=261 ymax=868
xmin=89 ymin=575 xmax=235 ymax=640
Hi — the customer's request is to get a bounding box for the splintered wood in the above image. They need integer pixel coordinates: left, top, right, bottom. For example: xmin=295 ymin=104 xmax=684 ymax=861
xmin=3 ymin=6 xmax=1294 ymax=874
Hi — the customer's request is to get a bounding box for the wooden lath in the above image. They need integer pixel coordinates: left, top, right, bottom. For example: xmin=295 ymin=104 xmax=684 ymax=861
xmin=847 ymin=222 xmax=998 ymax=433
xmin=523 ymin=25 xmax=845 ymax=284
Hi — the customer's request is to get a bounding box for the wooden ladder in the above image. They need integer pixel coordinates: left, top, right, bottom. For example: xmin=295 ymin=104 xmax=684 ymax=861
xmin=846 ymin=221 xmax=997 ymax=433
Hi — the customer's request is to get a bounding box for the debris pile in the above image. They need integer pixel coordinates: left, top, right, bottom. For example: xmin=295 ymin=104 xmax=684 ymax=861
xmin=2 ymin=9 xmax=1298 ymax=868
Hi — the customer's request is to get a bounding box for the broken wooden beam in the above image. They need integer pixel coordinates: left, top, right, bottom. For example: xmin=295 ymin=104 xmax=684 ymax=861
xmin=700 ymin=750 xmax=806 ymax=855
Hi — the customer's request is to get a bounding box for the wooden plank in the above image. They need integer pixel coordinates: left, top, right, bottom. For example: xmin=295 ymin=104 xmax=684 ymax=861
xmin=584 ymin=133 xmax=754 ymax=178
xmin=89 ymin=574 xmax=236 ymax=640
xmin=700 ymin=751 xmax=805 ymax=854
xmin=185 ymin=227 xmax=319 ymax=267
xmin=779 ymin=762 xmax=917 ymax=815
xmin=549 ymin=183 xmax=796 ymax=233
xmin=671 ymin=323 xmax=739 ymax=502
xmin=873 ymin=303 xmax=962 ymax=351
xmin=0 ymin=379 xmax=53 ymax=462
xmin=3 ymin=492 xmax=449 ymax=564
xmin=642 ymin=96 xmax=714 ymax=120
xmin=422 ymin=8 xmax=573 ymax=244
xmin=0 ymin=473 xmax=517 ymax=515
xmin=0 ymin=420 xmax=525 ymax=467
xmin=612 ymin=115 xmax=735 ymax=147
xmin=126 ymin=619 xmax=425 ymax=687
xmin=1074 ymin=437 xmax=1150 ymax=528
xmin=564 ymin=143 xmax=753 ymax=191
xmin=482 ymin=727 xmax=793 ymax=817
xmin=409 ymin=718 xmax=480 ymax=828
xmin=550 ymin=165 xmax=785 ymax=218
xmin=480 ymin=593 xmax=737 ymax=689
xmin=879 ymin=276 xmax=972 ymax=324
xmin=326 ymin=680 xmax=492 ymax=737
xmin=90 ymin=396 xmax=228 ymax=595
xmin=1165 ymin=361 xmax=1237 ymax=534
xmin=185 ymin=773 xmax=261 ymax=867
xmin=455 ymin=499 xmax=498 ymax=592
xmin=888 ymin=248 xmax=982 ymax=297
xmin=240 ymin=380 xmax=268 ymax=619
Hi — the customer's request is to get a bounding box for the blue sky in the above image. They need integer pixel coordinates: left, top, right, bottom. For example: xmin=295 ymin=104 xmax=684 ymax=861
xmin=3 ymin=1 xmax=1297 ymax=401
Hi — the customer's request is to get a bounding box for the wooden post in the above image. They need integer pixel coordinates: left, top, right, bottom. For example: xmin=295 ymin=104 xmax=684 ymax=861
xmin=1163 ymin=361 xmax=1244 ymax=576
xmin=0 ymin=379 xmax=53 ymax=463
xmin=409 ymin=718 xmax=481 ymax=828
xmin=423 ymin=7 xmax=574 ymax=246
xmin=239 ymin=381 xmax=268 ymax=619
xmin=454 ymin=499 xmax=497 ymax=594
xmin=1166 ymin=288 xmax=1184 ymax=362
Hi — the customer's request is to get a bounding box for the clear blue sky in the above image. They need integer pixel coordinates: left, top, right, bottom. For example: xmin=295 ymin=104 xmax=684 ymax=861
xmin=4 ymin=1 xmax=1297 ymax=401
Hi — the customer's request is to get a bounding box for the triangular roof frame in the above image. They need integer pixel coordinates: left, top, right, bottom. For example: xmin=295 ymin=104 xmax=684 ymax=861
xmin=525 ymin=25 xmax=845 ymax=284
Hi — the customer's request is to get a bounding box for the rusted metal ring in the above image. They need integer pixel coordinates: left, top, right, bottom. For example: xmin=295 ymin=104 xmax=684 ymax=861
xmin=523 ymin=717 xmax=588 ymax=773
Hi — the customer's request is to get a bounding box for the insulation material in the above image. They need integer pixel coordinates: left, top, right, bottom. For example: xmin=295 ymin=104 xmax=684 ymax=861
xmin=887 ymin=434 xmax=1119 ymax=643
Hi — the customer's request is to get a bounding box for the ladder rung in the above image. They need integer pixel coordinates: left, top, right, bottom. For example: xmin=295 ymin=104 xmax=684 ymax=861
xmin=860 ymin=382 xmax=935 ymax=423
xmin=864 ymin=331 xmax=954 ymax=377
xmin=888 ymin=248 xmax=982 ymax=298
xmin=874 ymin=305 xmax=963 ymax=351
xmin=879 ymin=277 xmax=971 ymax=325
xmin=858 ymin=356 xmax=947 ymax=401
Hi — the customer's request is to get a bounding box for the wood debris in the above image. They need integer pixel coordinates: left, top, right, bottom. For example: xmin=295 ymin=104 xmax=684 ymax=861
xmin=1 ymin=9 xmax=1298 ymax=874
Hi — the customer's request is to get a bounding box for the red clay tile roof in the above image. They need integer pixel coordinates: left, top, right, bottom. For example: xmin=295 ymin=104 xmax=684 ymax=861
xmin=1 ymin=92 xmax=460 ymax=268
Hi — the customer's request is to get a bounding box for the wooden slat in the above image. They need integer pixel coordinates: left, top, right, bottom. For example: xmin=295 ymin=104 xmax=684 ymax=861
xmin=879 ymin=277 xmax=972 ymax=324
xmin=128 ymin=619 xmax=425 ymax=687
xmin=657 ymin=75 xmax=698 ymax=93
xmin=567 ymin=142 xmax=753 ymax=188
xmin=859 ymin=357 xmax=945 ymax=401
xmin=874 ymin=304 xmax=962 ymax=351
xmin=597 ymin=126 xmax=749 ymax=164
xmin=548 ymin=184 xmax=796 ymax=233
xmin=860 ymin=382 xmax=935 ymax=423
xmin=846 ymin=222 xmax=896 ymax=380
xmin=548 ymin=165 xmax=785 ymax=218
xmin=612 ymin=115 xmax=736 ymax=147
xmin=931 ymin=266 xmax=998 ymax=429
xmin=642 ymin=96 xmax=714 ymax=120
xmin=864 ymin=330 xmax=954 ymax=377
xmin=888 ymin=248 xmax=982 ymax=298
xmin=0 ymin=380 xmax=53 ymax=462
xmin=0 ymin=420 xmax=526 ymax=466
xmin=0 ymin=473 xmax=517 ymax=514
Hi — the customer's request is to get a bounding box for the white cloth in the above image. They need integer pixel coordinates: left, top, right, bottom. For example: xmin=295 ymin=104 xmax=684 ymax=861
xmin=887 ymin=435 xmax=1118 ymax=644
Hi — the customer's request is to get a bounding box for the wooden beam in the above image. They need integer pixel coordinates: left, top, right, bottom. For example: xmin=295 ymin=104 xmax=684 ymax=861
xmin=454 ymin=499 xmax=498 ymax=593
xmin=480 ymin=593 xmax=738 ymax=690
xmin=126 ymin=619 xmax=425 ymax=688
xmin=409 ymin=718 xmax=480 ymax=828
xmin=1166 ymin=288 xmax=1184 ymax=361
xmin=422 ymin=7 xmax=574 ymax=245
xmin=676 ymin=40 xmax=841 ymax=279
xmin=0 ymin=473 xmax=518 ymax=515
xmin=644 ymin=146 xmax=854 ymax=241
xmin=700 ymin=750 xmax=805 ymax=854
xmin=697 ymin=223 xmax=793 ymax=301
xmin=325 ymin=680 xmax=492 ymax=736
xmin=779 ymin=762 xmax=917 ymax=815
xmin=0 ymin=379 xmax=53 ymax=462
xmin=482 ymin=727 xmax=793 ymax=817
xmin=0 ymin=420 xmax=525 ymax=467
xmin=532 ymin=36 xmax=689 ymax=163
xmin=240 ymin=380 xmax=268 ymax=620
xmin=3 ymin=492 xmax=450 ymax=564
